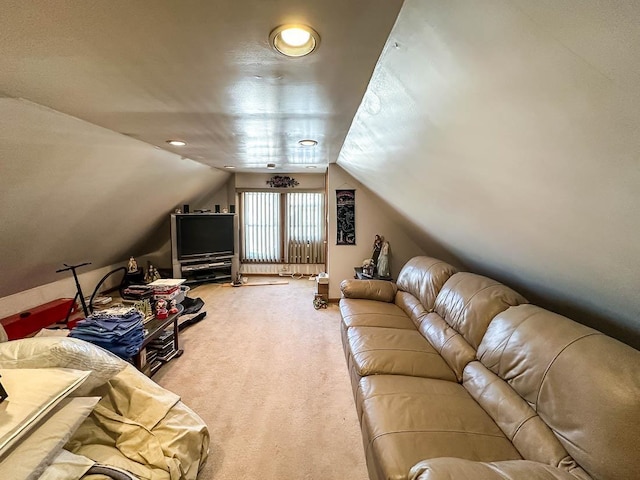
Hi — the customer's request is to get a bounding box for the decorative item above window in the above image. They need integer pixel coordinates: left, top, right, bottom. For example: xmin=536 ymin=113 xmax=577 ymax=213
xmin=266 ymin=175 xmax=299 ymax=188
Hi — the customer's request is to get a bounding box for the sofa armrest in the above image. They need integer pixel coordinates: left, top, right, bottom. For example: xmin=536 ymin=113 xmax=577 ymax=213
xmin=340 ymin=279 xmax=397 ymax=302
xmin=410 ymin=458 xmax=588 ymax=480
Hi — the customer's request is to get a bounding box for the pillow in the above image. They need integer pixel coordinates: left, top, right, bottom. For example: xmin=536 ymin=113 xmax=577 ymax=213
xmin=0 ymin=323 xmax=7 ymax=343
xmin=340 ymin=278 xmax=398 ymax=302
xmin=0 ymin=368 xmax=91 ymax=457
xmin=0 ymin=396 xmax=98 ymax=480
xmin=0 ymin=337 xmax=127 ymax=396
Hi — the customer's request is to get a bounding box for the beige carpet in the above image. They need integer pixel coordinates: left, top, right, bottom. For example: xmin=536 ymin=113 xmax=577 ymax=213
xmin=153 ymin=277 xmax=369 ymax=480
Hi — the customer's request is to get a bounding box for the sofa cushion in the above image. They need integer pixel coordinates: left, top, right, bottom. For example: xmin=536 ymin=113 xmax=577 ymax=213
xmin=433 ymin=272 xmax=528 ymax=350
xmin=340 ymin=279 xmax=398 ymax=302
xmin=416 ymin=273 xmax=527 ymax=380
xmin=340 ymin=298 xmax=415 ymax=330
xmin=394 ymin=291 xmax=429 ymax=327
xmin=347 ymin=326 xmax=456 ymax=381
xmin=395 ymin=256 xmax=458 ymax=312
xmin=359 ymin=375 xmax=521 ymax=480
xmin=410 ymin=458 xmax=591 ymax=480
xmin=478 ymin=304 xmax=640 ymax=480
xmin=463 ymin=361 xmax=587 ymax=476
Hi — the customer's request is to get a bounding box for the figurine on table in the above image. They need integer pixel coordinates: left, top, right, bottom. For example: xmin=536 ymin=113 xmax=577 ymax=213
xmin=372 ymin=234 xmax=383 ymax=268
xmin=377 ymin=240 xmax=390 ymax=278
xmin=155 ymin=298 xmax=169 ymax=319
xmin=169 ymin=299 xmax=179 ymax=314
xmin=127 ymin=256 xmax=139 ymax=273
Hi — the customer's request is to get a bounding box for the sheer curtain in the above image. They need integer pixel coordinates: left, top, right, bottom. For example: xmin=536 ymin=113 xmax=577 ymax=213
xmin=240 ymin=191 xmax=325 ymax=264
xmin=285 ymin=192 xmax=325 ymax=263
xmin=241 ymin=192 xmax=281 ymax=262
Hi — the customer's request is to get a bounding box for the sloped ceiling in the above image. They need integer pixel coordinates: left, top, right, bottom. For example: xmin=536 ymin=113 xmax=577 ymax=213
xmin=0 ymin=0 xmax=403 ymax=172
xmin=0 ymin=98 xmax=230 ymax=297
xmin=0 ymin=0 xmax=403 ymax=298
xmin=337 ymin=0 xmax=640 ymax=348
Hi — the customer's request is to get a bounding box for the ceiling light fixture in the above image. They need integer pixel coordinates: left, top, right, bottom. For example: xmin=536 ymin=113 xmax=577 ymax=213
xmin=224 ymin=165 xmax=236 ymax=169
xmin=269 ymin=24 xmax=320 ymax=57
xmin=166 ymin=140 xmax=186 ymax=146
xmin=306 ymin=166 xmax=317 ymax=169
xmin=298 ymin=139 xmax=318 ymax=147
xmin=267 ymin=163 xmax=276 ymax=169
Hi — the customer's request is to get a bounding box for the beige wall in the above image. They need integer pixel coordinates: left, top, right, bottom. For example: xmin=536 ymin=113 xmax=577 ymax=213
xmin=337 ymin=0 xmax=640 ymax=348
xmin=235 ymin=172 xmax=325 ymax=190
xmin=326 ymin=164 xmax=427 ymax=299
xmin=0 ymin=98 xmax=229 ymax=304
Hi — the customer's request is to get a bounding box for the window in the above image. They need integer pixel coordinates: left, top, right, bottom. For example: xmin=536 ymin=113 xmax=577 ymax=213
xmin=240 ymin=191 xmax=325 ymax=263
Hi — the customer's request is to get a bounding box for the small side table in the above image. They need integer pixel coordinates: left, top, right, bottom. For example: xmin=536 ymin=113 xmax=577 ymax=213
xmin=353 ymin=267 xmax=393 ymax=282
xmin=133 ymin=304 xmax=184 ymax=377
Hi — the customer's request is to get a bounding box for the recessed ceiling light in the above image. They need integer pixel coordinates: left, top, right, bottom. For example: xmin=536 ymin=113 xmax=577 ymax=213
xmin=298 ymin=139 xmax=318 ymax=147
xmin=306 ymin=166 xmax=317 ymax=169
xmin=269 ymin=24 xmax=320 ymax=57
xmin=224 ymin=165 xmax=236 ymax=169
xmin=166 ymin=140 xmax=186 ymax=146
xmin=267 ymin=163 xmax=276 ymax=169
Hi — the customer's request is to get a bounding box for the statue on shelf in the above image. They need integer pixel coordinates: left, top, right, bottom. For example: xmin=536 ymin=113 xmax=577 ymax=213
xmin=377 ymin=240 xmax=390 ymax=278
xmin=371 ymin=234 xmax=384 ymax=274
xmin=127 ymin=256 xmax=139 ymax=273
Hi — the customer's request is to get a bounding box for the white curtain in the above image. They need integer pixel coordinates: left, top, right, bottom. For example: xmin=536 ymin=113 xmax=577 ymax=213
xmin=241 ymin=191 xmax=325 ymax=264
xmin=285 ymin=192 xmax=325 ymax=263
xmin=241 ymin=192 xmax=281 ymax=262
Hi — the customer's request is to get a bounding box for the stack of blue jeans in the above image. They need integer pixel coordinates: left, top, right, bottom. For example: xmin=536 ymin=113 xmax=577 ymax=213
xmin=70 ymin=306 xmax=144 ymax=359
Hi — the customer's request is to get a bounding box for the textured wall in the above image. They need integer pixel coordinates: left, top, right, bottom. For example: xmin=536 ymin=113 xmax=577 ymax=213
xmin=337 ymin=0 xmax=640 ymax=348
xmin=0 ymin=98 xmax=229 ymax=298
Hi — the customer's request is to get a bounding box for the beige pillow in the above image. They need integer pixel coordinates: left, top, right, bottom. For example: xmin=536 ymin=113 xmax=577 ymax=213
xmin=0 ymin=368 xmax=91 ymax=457
xmin=0 ymin=337 xmax=127 ymax=396
xmin=0 ymin=397 xmax=98 ymax=480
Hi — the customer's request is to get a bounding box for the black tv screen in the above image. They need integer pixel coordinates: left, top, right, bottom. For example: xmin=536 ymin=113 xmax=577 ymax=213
xmin=176 ymin=214 xmax=234 ymax=260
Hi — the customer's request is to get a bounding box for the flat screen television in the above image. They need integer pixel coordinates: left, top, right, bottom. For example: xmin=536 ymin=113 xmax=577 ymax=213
xmin=173 ymin=214 xmax=235 ymax=261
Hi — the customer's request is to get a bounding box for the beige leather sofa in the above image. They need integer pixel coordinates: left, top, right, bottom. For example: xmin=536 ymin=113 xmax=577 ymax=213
xmin=339 ymin=256 xmax=640 ymax=480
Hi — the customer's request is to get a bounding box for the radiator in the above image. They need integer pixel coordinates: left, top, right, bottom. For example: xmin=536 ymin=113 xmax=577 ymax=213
xmin=287 ymin=241 xmax=324 ymax=264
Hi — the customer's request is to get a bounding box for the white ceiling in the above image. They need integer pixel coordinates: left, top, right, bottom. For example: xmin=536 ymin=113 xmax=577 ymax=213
xmin=0 ymin=0 xmax=404 ymax=173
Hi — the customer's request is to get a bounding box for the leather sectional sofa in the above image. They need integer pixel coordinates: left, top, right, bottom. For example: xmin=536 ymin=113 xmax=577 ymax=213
xmin=339 ymin=256 xmax=639 ymax=480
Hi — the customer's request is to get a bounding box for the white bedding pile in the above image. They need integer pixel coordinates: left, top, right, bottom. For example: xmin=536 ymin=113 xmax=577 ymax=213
xmin=0 ymin=337 xmax=210 ymax=480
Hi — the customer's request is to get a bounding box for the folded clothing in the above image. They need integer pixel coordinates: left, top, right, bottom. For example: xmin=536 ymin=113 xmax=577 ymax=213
xmin=70 ymin=310 xmax=144 ymax=360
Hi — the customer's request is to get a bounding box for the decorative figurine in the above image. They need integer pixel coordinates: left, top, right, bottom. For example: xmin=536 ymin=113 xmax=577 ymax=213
xmin=372 ymin=234 xmax=383 ymax=268
xmin=151 ymin=266 xmax=161 ymax=282
xmin=127 ymin=256 xmax=139 ymax=273
xmin=155 ymin=298 xmax=168 ymax=319
xmin=377 ymin=240 xmax=390 ymax=278
xmin=362 ymin=258 xmax=375 ymax=278
xmin=169 ymin=299 xmax=179 ymax=314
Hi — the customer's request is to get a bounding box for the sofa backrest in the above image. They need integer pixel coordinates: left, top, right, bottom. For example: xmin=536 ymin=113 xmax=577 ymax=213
xmin=419 ymin=272 xmax=527 ymax=380
xmin=395 ymin=256 xmax=458 ymax=313
xmin=477 ymin=304 xmax=640 ymax=480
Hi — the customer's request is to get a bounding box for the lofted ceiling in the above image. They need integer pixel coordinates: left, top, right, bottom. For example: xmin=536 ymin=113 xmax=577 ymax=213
xmin=0 ymin=0 xmax=404 ymax=173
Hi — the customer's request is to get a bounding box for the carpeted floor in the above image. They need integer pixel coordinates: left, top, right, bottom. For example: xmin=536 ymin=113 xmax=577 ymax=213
xmin=153 ymin=277 xmax=368 ymax=480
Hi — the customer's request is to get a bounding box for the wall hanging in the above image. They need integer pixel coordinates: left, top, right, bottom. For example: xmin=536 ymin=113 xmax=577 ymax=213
xmin=336 ymin=189 xmax=356 ymax=245
xmin=266 ymin=175 xmax=299 ymax=188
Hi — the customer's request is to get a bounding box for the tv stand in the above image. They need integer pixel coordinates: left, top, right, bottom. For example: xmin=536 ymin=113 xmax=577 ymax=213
xmin=170 ymin=213 xmax=239 ymax=285
xmin=173 ymin=257 xmax=233 ymax=285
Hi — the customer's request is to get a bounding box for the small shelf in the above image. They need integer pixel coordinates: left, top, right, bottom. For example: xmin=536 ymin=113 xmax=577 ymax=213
xmin=183 ymin=273 xmax=231 ymax=285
